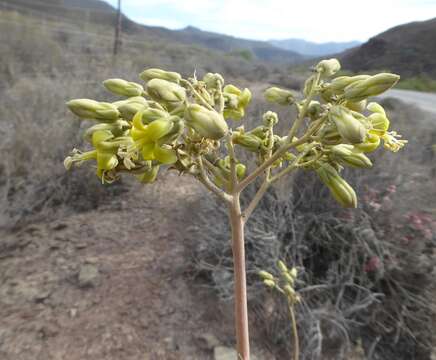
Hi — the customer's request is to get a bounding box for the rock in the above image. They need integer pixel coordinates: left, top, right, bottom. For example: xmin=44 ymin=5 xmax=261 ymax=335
xmin=78 ymin=264 xmax=100 ymax=288
xmin=196 ymin=332 xmax=220 ymax=350
xmin=214 ymin=346 xmax=237 ymax=360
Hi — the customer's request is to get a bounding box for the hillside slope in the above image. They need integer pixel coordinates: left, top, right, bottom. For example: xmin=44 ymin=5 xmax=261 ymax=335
xmin=1 ymin=0 xmax=303 ymax=65
xmin=341 ymin=17 xmax=436 ymax=78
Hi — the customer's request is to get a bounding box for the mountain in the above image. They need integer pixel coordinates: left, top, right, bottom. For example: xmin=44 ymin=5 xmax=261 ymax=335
xmin=2 ymin=0 xmax=302 ymax=65
xmin=341 ymin=17 xmax=436 ymax=78
xmin=270 ymin=38 xmax=361 ymax=57
xmin=139 ymin=25 xmax=304 ymax=65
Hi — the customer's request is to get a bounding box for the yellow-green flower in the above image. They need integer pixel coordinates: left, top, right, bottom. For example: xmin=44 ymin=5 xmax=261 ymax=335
xmin=223 ymin=84 xmax=252 ymax=120
xmin=130 ymin=110 xmax=177 ymax=164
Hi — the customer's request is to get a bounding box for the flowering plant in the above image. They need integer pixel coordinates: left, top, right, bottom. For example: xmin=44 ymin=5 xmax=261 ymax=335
xmin=64 ymin=59 xmax=406 ymax=359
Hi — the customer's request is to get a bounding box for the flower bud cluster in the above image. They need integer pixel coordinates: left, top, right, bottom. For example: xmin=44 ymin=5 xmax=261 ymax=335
xmin=64 ymin=59 xmax=406 ymax=209
xmin=259 ymin=260 xmax=300 ymax=305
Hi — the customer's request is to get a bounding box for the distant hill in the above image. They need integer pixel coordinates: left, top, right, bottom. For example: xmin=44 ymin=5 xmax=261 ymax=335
xmin=341 ymin=17 xmax=436 ymax=78
xmin=270 ymin=38 xmax=361 ymax=57
xmin=140 ymin=25 xmax=304 ymax=65
xmin=2 ymin=0 xmax=303 ymax=65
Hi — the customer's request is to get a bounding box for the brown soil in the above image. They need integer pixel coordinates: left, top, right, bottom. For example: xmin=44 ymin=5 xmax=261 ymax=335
xmin=0 ymin=174 xmax=241 ymax=360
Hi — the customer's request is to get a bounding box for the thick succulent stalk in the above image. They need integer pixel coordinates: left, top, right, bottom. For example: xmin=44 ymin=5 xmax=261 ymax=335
xmin=229 ymin=192 xmax=250 ymax=359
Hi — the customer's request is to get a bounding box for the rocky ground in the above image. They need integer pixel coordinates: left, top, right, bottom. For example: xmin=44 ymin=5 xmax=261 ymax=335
xmin=0 ymin=170 xmax=435 ymax=360
xmin=0 ymin=174 xmax=277 ymax=360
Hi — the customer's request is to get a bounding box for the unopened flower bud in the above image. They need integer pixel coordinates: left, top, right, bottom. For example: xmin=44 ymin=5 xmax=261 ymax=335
xmin=233 ymin=133 xmax=262 ymax=152
xmin=307 ymin=101 xmax=323 ymax=120
xmin=330 ymin=144 xmax=372 ymax=168
xmin=236 ymin=163 xmax=246 ymax=179
xmin=316 ymin=164 xmax=357 ymax=208
xmin=103 ymin=78 xmax=144 ymax=97
xmin=329 ymin=75 xmax=370 ymax=93
xmin=67 ymin=99 xmax=120 ymax=122
xmin=283 ymin=273 xmax=295 ymax=285
xmin=345 ymin=99 xmax=367 ymax=112
xmin=264 ymin=87 xmax=296 ymax=105
xmin=316 ymin=58 xmax=341 ymax=77
xmin=263 ymin=279 xmax=276 ymax=288
xmin=147 ymin=78 xmax=186 ymax=104
xmin=117 ymin=97 xmax=148 ymax=120
xmin=140 ymin=68 xmax=181 ymax=83
xmin=184 ymin=104 xmax=228 ymax=140
xmin=258 ymin=270 xmax=274 ymax=281
xmin=277 ymin=260 xmax=288 ymax=273
xmin=203 ymin=73 xmax=224 ymax=89
xmin=343 ymin=73 xmax=400 ymax=102
xmin=284 ymin=285 xmax=295 ymax=298
xmin=262 ymin=111 xmax=279 ymax=127
xmin=141 ymin=108 xmax=169 ymax=123
xmin=367 ymin=102 xmax=386 ymax=116
xmin=329 ymin=106 xmax=367 ymax=144
xmin=289 ymin=267 xmax=298 ymax=279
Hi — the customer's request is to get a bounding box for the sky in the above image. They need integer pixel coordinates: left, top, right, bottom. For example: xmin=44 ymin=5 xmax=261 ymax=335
xmin=103 ymin=0 xmax=436 ymax=43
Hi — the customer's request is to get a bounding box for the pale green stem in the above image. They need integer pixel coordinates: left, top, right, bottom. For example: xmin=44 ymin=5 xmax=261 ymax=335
xmin=269 ymin=143 xmax=317 ymax=183
xmin=289 ymin=304 xmax=299 ymax=360
xmin=197 ymin=157 xmax=232 ymax=203
xmin=242 ymin=125 xmax=274 ymax=223
xmin=236 ymin=114 xmax=326 ymax=193
xmin=226 ymin=132 xmax=239 ymax=191
xmin=203 ymin=157 xmax=229 ymax=188
xmin=180 ymin=79 xmax=214 ymax=111
xmin=217 ymin=79 xmax=225 ymax=114
xmin=288 ymin=71 xmax=321 ymax=141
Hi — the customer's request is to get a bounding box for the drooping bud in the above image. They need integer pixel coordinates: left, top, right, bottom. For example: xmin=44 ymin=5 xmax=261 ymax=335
xmin=343 ymin=73 xmax=400 ymax=102
xmin=330 ymin=144 xmax=373 ymax=168
xmin=233 ymin=133 xmax=262 ymax=152
xmin=147 ymin=78 xmax=186 ymax=105
xmin=140 ymin=68 xmax=182 ymax=83
xmin=329 ymin=106 xmax=367 ymax=144
xmin=67 ymin=99 xmax=120 ymax=122
xmin=103 ymin=78 xmax=144 ymax=97
xmin=184 ymin=104 xmax=228 ymax=140
xmin=264 ymin=87 xmax=296 ymax=105
xmin=263 ymin=279 xmax=276 ymax=288
xmin=116 ymin=96 xmax=148 ymax=121
xmin=316 ymin=163 xmax=357 ymax=208
xmin=316 ymin=58 xmax=341 ymax=77
xmin=258 ymin=270 xmax=274 ymax=281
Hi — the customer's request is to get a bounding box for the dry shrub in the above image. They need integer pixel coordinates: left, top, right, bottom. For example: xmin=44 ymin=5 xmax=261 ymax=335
xmin=0 ymin=75 xmax=127 ymax=228
xmin=191 ymin=100 xmax=435 ymax=359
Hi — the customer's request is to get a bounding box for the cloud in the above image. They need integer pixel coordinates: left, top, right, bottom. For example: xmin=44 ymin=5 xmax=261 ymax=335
xmin=105 ymin=0 xmax=436 ymax=42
